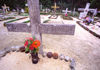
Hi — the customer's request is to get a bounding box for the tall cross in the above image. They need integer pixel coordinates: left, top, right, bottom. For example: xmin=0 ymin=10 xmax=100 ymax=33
xmin=79 ymin=3 xmax=90 ymax=19
xmin=51 ymin=1 xmax=59 ymax=15
xmin=6 ymin=0 xmax=75 ymax=54
xmin=51 ymin=3 xmax=59 ymax=12
xmin=2 ymin=4 xmax=9 ymax=15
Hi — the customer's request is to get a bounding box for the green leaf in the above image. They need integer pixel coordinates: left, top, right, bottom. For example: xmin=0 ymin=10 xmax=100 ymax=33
xmin=33 ymin=48 xmax=37 ymax=54
xmin=36 ymin=47 xmax=39 ymax=52
xmin=25 ymin=47 xmax=29 ymax=52
xmin=33 ymin=36 xmax=36 ymax=40
xmin=30 ymin=40 xmax=33 ymax=44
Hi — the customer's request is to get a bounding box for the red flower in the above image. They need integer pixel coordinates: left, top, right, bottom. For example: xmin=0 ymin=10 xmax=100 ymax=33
xmin=29 ymin=45 xmax=34 ymax=50
xmin=32 ymin=40 xmax=40 ymax=48
xmin=24 ymin=40 xmax=28 ymax=47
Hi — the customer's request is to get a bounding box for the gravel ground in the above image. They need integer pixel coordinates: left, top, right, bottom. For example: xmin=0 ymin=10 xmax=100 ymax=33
xmin=0 ymin=16 xmax=100 ymax=70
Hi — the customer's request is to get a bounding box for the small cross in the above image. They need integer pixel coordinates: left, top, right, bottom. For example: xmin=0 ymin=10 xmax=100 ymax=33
xmin=51 ymin=2 xmax=59 ymax=12
xmin=6 ymin=0 xmax=75 ymax=54
xmin=2 ymin=4 xmax=9 ymax=15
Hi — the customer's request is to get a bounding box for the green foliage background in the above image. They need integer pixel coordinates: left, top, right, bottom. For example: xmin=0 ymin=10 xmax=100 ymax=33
xmin=0 ymin=0 xmax=100 ymax=10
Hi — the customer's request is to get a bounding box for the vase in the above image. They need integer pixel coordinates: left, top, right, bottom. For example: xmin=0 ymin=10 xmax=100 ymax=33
xmin=31 ymin=52 xmax=39 ymax=64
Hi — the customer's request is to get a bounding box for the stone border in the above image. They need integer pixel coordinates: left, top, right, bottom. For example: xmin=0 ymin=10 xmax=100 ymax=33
xmin=0 ymin=17 xmax=15 ymax=21
xmin=0 ymin=46 xmax=21 ymax=58
xmin=42 ymin=52 xmax=76 ymax=70
xmin=4 ymin=17 xmax=28 ymax=27
xmin=77 ymin=21 xmax=100 ymax=39
xmin=0 ymin=46 xmax=76 ymax=70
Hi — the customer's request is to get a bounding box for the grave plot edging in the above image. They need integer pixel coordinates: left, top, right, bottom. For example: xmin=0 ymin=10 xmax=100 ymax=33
xmin=77 ymin=21 xmax=100 ymax=39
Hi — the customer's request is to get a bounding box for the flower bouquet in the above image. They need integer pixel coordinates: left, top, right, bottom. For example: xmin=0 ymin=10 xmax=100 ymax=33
xmin=24 ymin=37 xmax=40 ymax=64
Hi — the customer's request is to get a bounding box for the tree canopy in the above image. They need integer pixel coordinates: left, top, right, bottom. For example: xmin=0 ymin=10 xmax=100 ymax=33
xmin=0 ymin=0 xmax=100 ymax=10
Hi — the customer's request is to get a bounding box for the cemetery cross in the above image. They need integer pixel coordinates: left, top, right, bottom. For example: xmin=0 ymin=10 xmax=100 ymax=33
xmin=51 ymin=0 xmax=59 ymax=15
xmin=2 ymin=4 xmax=9 ymax=15
xmin=6 ymin=0 xmax=75 ymax=54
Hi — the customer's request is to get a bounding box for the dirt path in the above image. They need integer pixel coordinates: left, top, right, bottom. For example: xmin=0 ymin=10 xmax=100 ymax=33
xmin=0 ymin=17 xmax=100 ymax=70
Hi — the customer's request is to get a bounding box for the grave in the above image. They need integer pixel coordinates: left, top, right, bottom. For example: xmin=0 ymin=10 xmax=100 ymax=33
xmin=6 ymin=0 xmax=75 ymax=54
xmin=61 ymin=8 xmax=73 ymax=20
xmin=49 ymin=0 xmax=59 ymax=19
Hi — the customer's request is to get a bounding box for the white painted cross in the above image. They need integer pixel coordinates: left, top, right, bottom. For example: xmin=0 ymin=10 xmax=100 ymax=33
xmin=79 ymin=3 xmax=90 ymax=19
xmin=65 ymin=8 xmax=68 ymax=14
xmin=2 ymin=4 xmax=9 ymax=15
xmin=93 ymin=8 xmax=97 ymax=16
xmin=62 ymin=8 xmax=71 ymax=14
xmin=6 ymin=0 xmax=75 ymax=54
xmin=73 ymin=8 xmax=76 ymax=15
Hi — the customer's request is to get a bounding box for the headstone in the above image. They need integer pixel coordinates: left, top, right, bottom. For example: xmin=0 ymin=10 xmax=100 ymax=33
xmin=73 ymin=8 xmax=76 ymax=16
xmin=25 ymin=4 xmax=28 ymax=6
xmin=21 ymin=9 xmax=25 ymax=13
xmin=45 ymin=8 xmax=48 ymax=13
xmin=6 ymin=0 xmax=75 ymax=54
xmin=12 ymin=9 xmax=16 ymax=12
xmin=42 ymin=9 xmax=45 ymax=12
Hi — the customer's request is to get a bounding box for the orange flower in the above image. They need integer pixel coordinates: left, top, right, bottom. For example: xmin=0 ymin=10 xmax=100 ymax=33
xmin=32 ymin=40 xmax=40 ymax=48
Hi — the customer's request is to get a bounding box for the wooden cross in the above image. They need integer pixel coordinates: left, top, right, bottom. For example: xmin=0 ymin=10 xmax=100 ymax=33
xmin=6 ymin=0 xmax=75 ymax=54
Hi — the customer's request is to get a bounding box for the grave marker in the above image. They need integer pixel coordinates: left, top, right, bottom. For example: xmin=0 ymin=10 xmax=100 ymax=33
xmin=51 ymin=0 xmax=59 ymax=15
xmin=2 ymin=4 xmax=9 ymax=15
xmin=79 ymin=3 xmax=90 ymax=19
xmin=62 ymin=8 xmax=71 ymax=14
xmin=93 ymin=8 xmax=97 ymax=16
xmin=6 ymin=0 xmax=75 ymax=54
xmin=73 ymin=8 xmax=76 ymax=16
xmin=65 ymin=8 xmax=68 ymax=15
xmin=21 ymin=9 xmax=25 ymax=13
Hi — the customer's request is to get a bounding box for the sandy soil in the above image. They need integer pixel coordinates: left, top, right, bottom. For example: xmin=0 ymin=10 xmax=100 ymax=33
xmin=0 ymin=16 xmax=100 ymax=70
xmin=0 ymin=52 xmax=70 ymax=70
